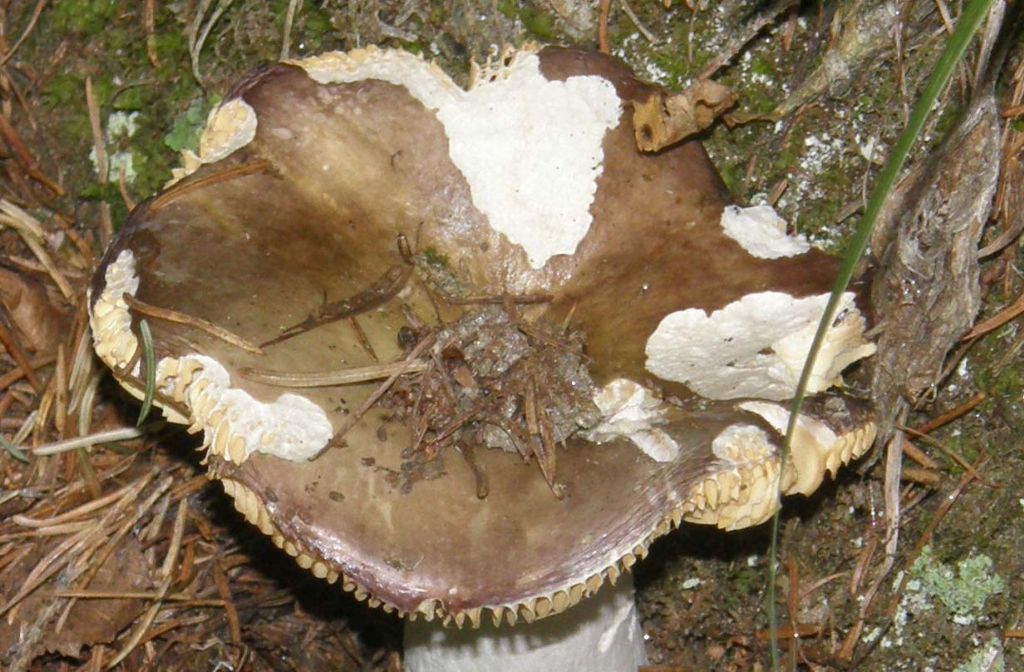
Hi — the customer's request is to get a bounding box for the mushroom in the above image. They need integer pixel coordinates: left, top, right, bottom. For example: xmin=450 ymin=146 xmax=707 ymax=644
xmin=89 ymin=46 xmax=876 ymax=671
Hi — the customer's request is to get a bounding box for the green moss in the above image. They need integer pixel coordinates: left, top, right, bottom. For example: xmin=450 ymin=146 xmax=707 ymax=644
xmin=496 ymin=1 xmax=556 ymax=41
xmin=749 ymin=54 xmax=776 ymax=78
xmin=422 ymin=247 xmax=451 ymax=270
xmin=402 ymin=42 xmax=429 ymax=57
xmin=50 ymin=0 xmax=117 ymax=36
xmin=165 ymin=96 xmax=219 ymax=154
xmin=299 ymin=4 xmax=335 ymax=52
xmin=975 ymin=356 xmax=1024 ymax=427
xmin=497 ymin=0 xmax=518 ymax=20
xmin=521 ymin=8 xmax=556 ymax=41
xmin=42 ymin=73 xmax=84 ymax=109
xmin=112 ymin=86 xmax=148 ymax=112
xmin=153 ymin=31 xmax=191 ymax=64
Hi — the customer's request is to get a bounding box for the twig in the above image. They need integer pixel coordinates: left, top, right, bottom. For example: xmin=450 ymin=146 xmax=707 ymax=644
xmin=124 ymin=294 xmax=264 ymax=355
xmin=50 ymin=591 xmax=225 ymax=607
xmin=913 ymin=391 xmax=986 ymax=434
xmin=797 ymin=571 xmax=846 ymax=602
xmin=0 ymin=473 xmax=158 ymax=619
xmin=837 ymin=427 xmax=906 ymax=662
xmin=85 ymin=76 xmax=107 ymax=185
xmin=753 ymin=623 xmax=821 ymax=641
xmin=901 ymin=439 xmax=940 ymax=469
xmin=898 ymin=425 xmax=998 ymax=488
xmin=0 ymin=354 xmax=53 ymax=393
xmin=962 ymin=292 xmax=1024 ymax=340
xmin=0 ymin=0 xmax=48 ymax=67
xmin=621 ymin=0 xmax=658 ymax=43
xmin=31 ymin=425 xmax=152 ymax=456
xmin=144 ymin=0 xmax=160 ymax=67
xmin=105 ymin=499 xmax=188 ymax=669
xmin=0 ymin=113 xmax=62 ymax=196
xmin=444 ymin=292 xmax=552 ymax=306
xmin=189 ymin=0 xmax=239 ymax=84
xmin=0 ymin=200 xmax=74 ymax=299
xmin=11 ymin=481 xmax=138 ymax=528
xmin=898 ymin=466 xmax=942 ymax=486
xmin=148 ymin=160 xmax=272 ymax=213
xmin=117 ymin=164 xmax=136 ymax=210
xmin=280 ymin=0 xmax=301 ymax=59
xmin=213 ymin=557 xmax=242 ymax=645
xmin=243 ymin=358 xmax=428 ymax=387
xmin=349 ymin=316 xmax=379 ymax=362
xmin=882 ymin=456 xmax=989 ymax=620
xmin=598 ymin=0 xmax=611 ymax=53
xmin=56 ymin=344 xmax=69 ymax=436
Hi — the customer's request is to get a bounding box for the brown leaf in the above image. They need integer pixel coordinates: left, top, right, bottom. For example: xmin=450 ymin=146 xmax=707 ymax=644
xmin=632 ymin=81 xmax=738 ymax=152
xmin=0 ymin=535 xmax=150 ymax=664
xmin=0 ymin=267 xmax=67 ymax=355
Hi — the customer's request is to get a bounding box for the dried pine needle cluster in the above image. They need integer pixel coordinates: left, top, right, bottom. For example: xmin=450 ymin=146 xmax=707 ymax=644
xmin=383 ymin=302 xmax=601 ymax=499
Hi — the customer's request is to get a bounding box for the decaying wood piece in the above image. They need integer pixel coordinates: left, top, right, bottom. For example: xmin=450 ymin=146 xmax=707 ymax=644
xmin=869 ymin=92 xmax=1001 ymax=440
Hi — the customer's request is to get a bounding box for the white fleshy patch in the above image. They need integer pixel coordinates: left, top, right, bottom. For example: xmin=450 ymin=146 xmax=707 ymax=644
xmin=644 ymin=291 xmax=876 ymax=401
xmin=710 ymin=424 xmax=773 ymax=464
xmin=295 ymin=47 xmax=622 ymax=268
xmin=199 ymin=98 xmax=258 ymax=163
xmin=693 ymin=423 xmax=783 ymax=530
xmin=166 ymin=355 xmax=332 ymax=462
xmin=90 ymin=249 xmax=141 ymax=376
xmin=720 ymin=204 xmax=810 ymax=259
xmin=738 ymin=401 xmax=837 ymax=448
xmin=584 ymin=378 xmax=679 ymax=462
xmin=101 ymin=249 xmax=140 ymax=307
xmin=739 ymin=400 xmax=844 ymax=496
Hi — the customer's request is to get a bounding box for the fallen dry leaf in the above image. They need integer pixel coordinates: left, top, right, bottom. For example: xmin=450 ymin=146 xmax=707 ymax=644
xmin=0 ymin=266 xmax=66 ymax=355
xmin=632 ymin=80 xmax=738 ymax=152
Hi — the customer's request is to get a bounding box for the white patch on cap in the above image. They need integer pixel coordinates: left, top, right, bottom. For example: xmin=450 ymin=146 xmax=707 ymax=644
xmin=720 ymin=204 xmax=810 ymax=259
xmin=644 ymin=291 xmax=876 ymax=401
xmin=168 ymin=354 xmax=332 ymax=462
xmin=199 ymin=98 xmax=258 ymax=163
xmin=295 ymin=47 xmax=622 ymax=269
xmin=584 ymin=378 xmax=679 ymax=462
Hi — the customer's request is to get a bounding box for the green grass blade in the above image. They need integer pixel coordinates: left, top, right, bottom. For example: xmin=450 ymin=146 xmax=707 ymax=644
xmin=0 ymin=435 xmax=29 ymax=463
xmin=767 ymin=0 xmax=999 ymax=667
xmin=137 ymin=318 xmax=157 ymax=427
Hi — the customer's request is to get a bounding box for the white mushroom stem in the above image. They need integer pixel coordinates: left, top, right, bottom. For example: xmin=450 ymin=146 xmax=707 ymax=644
xmin=403 ymin=576 xmax=647 ymax=672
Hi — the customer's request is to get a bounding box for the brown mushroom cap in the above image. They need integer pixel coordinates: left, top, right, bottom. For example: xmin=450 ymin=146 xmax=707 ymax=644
xmin=89 ymin=46 xmax=875 ymax=627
